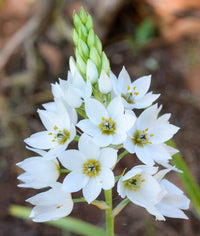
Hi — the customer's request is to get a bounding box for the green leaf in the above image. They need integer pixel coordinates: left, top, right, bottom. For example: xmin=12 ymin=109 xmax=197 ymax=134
xmin=167 ymin=139 xmax=200 ymax=216
xmin=9 ymin=205 xmax=107 ymax=236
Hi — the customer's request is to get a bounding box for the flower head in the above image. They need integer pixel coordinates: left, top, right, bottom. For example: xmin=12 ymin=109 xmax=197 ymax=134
xmin=25 ymin=99 xmax=76 ymax=159
xmin=77 ymin=96 xmax=135 ymax=147
xmin=17 ymin=147 xmax=59 ymax=189
xmin=124 ymin=104 xmax=180 ymax=166
xmin=117 ymin=165 xmax=166 ymax=219
xmin=59 ymin=134 xmax=117 ymax=203
xmin=26 ymin=183 xmax=73 ymax=222
xmin=112 ymin=67 xmax=159 ymax=109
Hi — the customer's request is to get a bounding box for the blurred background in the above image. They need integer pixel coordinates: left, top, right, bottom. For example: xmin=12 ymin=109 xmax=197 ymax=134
xmin=0 ymin=0 xmax=200 ymax=235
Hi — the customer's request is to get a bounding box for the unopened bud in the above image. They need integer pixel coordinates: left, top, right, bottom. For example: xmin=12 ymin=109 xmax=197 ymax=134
xmin=98 ymin=70 xmax=112 ymax=94
xmin=86 ymin=59 xmax=98 ymax=84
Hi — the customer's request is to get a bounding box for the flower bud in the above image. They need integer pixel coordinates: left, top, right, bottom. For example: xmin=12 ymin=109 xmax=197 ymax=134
xmin=86 ymin=14 xmax=93 ymax=30
xmin=90 ymin=47 xmax=101 ymax=69
xmin=86 ymin=59 xmax=98 ymax=84
xmin=95 ymin=35 xmax=102 ymax=55
xmin=78 ymin=39 xmax=89 ymax=59
xmin=87 ymin=29 xmax=95 ymax=48
xmin=98 ymin=70 xmax=112 ymax=94
xmin=72 ymin=29 xmax=79 ymax=46
xmin=101 ymin=52 xmax=110 ymax=76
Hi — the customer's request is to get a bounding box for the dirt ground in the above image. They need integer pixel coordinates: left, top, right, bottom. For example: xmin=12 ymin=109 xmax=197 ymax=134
xmin=0 ymin=0 xmax=200 ymax=235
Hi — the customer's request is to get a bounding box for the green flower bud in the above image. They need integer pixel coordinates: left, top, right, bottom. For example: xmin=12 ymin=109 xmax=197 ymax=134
xmin=78 ymin=38 xmax=89 ymax=59
xmin=86 ymin=59 xmax=98 ymax=84
xmin=87 ymin=29 xmax=95 ymax=48
xmin=95 ymin=35 xmax=102 ymax=55
xmin=80 ymin=7 xmax=87 ymax=24
xmin=72 ymin=29 xmax=79 ymax=46
xmin=73 ymin=13 xmax=81 ymax=30
xmin=86 ymin=14 xmax=93 ymax=30
xmin=101 ymin=52 xmax=110 ymax=75
xmin=90 ymin=47 xmax=101 ymax=69
xmin=76 ymin=53 xmax=86 ymax=76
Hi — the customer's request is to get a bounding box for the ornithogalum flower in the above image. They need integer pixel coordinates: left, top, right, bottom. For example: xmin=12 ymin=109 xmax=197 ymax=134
xmin=124 ymin=104 xmax=179 ymax=166
xmin=25 ymin=99 xmax=76 ymax=158
xmin=51 ymin=57 xmax=92 ymax=108
xmin=17 ymin=148 xmax=59 ymax=189
xmin=77 ymin=96 xmax=135 ymax=147
xmin=117 ymin=165 xmax=166 ymax=220
xmin=112 ymin=66 xmax=159 ymax=109
xmin=149 ymin=169 xmax=190 ymax=220
xmin=59 ymin=134 xmax=117 ymax=203
xmin=26 ymin=182 xmax=73 ymax=222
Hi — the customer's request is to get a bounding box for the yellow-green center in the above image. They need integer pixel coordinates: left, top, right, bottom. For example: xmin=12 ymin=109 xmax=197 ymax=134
xmin=123 ymin=174 xmax=145 ymax=192
xmin=121 ymin=85 xmax=139 ymax=104
xmin=48 ymin=126 xmax=70 ymax=145
xmin=132 ymin=129 xmax=153 ymax=147
xmin=99 ymin=117 xmax=116 ymax=135
xmin=82 ymin=159 xmax=101 ymax=177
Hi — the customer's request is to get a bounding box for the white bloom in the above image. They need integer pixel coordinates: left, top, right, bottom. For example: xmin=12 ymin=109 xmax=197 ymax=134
xmin=112 ymin=66 xmax=159 ymax=109
xmin=25 ymin=99 xmax=76 ymax=159
xmin=42 ymin=100 xmax=78 ymax=125
xmin=149 ymin=169 xmax=190 ymax=220
xmin=59 ymin=134 xmax=117 ymax=203
xmin=86 ymin=59 xmax=98 ymax=84
xmin=26 ymin=183 xmax=73 ymax=222
xmin=124 ymin=104 xmax=180 ymax=166
xmin=51 ymin=58 xmax=92 ymax=108
xmin=117 ymin=165 xmax=166 ymax=220
xmin=77 ymin=96 xmax=135 ymax=147
xmin=98 ymin=70 xmax=112 ymax=94
xmin=17 ymin=148 xmax=59 ymax=189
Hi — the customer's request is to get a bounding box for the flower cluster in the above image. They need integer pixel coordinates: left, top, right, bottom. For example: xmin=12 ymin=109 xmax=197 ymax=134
xmin=17 ymin=8 xmax=189 ymax=223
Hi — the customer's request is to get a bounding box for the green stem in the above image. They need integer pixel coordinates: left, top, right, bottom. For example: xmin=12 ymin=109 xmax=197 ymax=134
xmin=116 ymin=150 xmax=129 ymax=164
xmin=104 ymin=189 xmax=114 ymax=236
xmin=59 ymin=169 xmax=71 ymax=173
xmin=112 ymin=198 xmax=130 ymax=217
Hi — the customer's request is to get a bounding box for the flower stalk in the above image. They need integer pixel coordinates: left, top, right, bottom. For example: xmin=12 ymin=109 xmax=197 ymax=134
xmin=104 ymin=189 xmax=114 ymax=236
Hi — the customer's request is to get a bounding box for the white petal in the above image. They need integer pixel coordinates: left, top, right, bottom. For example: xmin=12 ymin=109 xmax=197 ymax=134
xmin=93 ymin=133 xmax=112 ymax=147
xmin=85 ymin=98 xmax=108 ymax=125
xmin=135 ymin=145 xmax=155 ymax=166
xmin=59 ymin=150 xmax=85 ymax=170
xmin=37 ymin=109 xmax=58 ymax=131
xmin=99 ymin=168 xmax=115 ymax=190
xmin=118 ymin=66 xmax=131 ymax=93
xmin=149 ymin=124 xmax=180 ymax=144
xmin=112 ymin=132 xmax=127 ymax=145
xmin=99 ymin=148 xmax=117 ymax=168
xmin=134 ymin=93 xmax=160 ymax=109
xmin=77 ymin=119 xmax=101 ymax=136
xmin=107 ymin=97 xmax=124 ymax=120
xmin=65 ymin=87 xmax=83 ymax=108
xmin=78 ymin=134 xmax=100 ymax=159
xmin=83 ymin=177 xmax=102 ymax=203
xmin=62 ymin=170 xmax=89 ymax=192
xmin=124 ymin=137 xmax=136 ymax=154
xmin=117 ymin=177 xmax=126 ymax=198
xmin=24 ymin=131 xmax=57 ymax=149
xmin=132 ymin=75 xmax=151 ymax=98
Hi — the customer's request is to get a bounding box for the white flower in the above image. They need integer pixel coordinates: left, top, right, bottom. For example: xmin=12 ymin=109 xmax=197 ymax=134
xmin=124 ymin=104 xmax=180 ymax=166
xmin=77 ymin=96 xmax=135 ymax=147
xmin=59 ymin=134 xmax=117 ymax=203
xmin=25 ymin=99 xmax=76 ymax=159
xmin=98 ymin=70 xmax=112 ymax=94
xmin=51 ymin=57 xmax=92 ymax=108
xmin=117 ymin=165 xmax=166 ymax=220
xmin=149 ymin=169 xmax=190 ymax=220
xmin=17 ymin=148 xmax=59 ymax=189
xmin=112 ymin=66 xmax=159 ymax=109
xmin=26 ymin=183 xmax=73 ymax=222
